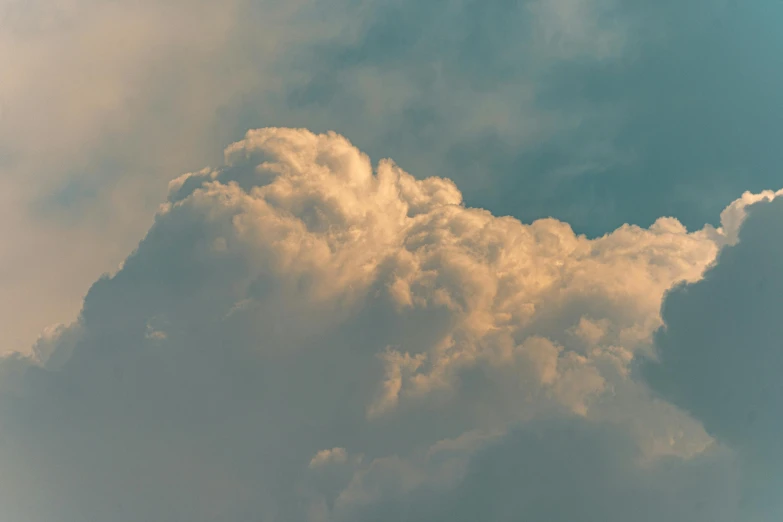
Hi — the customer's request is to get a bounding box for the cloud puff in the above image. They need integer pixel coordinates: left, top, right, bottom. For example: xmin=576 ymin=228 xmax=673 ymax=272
xmin=0 ymin=128 xmax=775 ymax=521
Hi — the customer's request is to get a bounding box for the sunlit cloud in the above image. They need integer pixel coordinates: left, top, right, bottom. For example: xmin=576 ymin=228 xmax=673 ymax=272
xmin=0 ymin=128 xmax=778 ymax=520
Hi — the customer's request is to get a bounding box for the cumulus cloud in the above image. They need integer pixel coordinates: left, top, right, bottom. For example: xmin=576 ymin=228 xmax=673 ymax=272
xmin=6 ymin=0 xmax=779 ymax=361
xmin=0 ymin=0 xmax=661 ymax=351
xmin=0 ymin=128 xmax=776 ymax=521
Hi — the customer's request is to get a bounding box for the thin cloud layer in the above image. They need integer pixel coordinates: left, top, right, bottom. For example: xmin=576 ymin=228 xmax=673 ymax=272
xmin=0 ymin=128 xmax=777 ymax=521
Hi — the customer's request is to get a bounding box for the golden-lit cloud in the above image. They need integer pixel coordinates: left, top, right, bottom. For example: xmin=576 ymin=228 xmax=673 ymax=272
xmin=1 ymin=128 xmax=778 ymax=521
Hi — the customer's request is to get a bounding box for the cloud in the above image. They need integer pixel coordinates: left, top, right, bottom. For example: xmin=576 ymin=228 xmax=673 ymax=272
xmin=644 ymin=194 xmax=783 ymax=519
xmin=0 ymin=0 xmax=633 ymax=355
xmin=309 ymin=447 xmax=350 ymax=468
xmin=5 ymin=0 xmax=780 ymax=360
xmin=0 ymin=0 xmax=330 ymax=352
xmin=0 ymin=128 xmax=774 ymax=521
xmin=0 ymin=0 xmax=250 ymax=351
xmin=330 ymin=420 xmax=740 ymax=522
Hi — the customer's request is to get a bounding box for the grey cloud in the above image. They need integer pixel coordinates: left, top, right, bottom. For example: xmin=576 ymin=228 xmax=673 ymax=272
xmin=337 ymin=419 xmax=739 ymax=522
xmin=644 ymin=196 xmax=783 ymax=519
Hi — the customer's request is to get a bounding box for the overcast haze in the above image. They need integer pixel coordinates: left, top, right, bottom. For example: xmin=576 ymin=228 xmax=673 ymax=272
xmin=1 ymin=1 xmax=782 ymax=521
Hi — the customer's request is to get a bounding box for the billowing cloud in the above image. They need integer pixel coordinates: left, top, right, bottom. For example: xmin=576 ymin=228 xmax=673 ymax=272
xmin=0 ymin=128 xmax=776 ymax=521
xmin=6 ymin=0 xmax=782 ymax=359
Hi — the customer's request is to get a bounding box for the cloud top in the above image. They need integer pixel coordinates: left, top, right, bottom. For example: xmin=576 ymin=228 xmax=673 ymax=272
xmin=0 ymin=127 xmax=779 ymax=521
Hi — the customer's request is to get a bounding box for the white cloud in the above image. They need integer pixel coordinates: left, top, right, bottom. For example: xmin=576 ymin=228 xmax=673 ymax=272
xmin=310 ymin=447 xmax=350 ymax=468
xmin=0 ymin=127 xmax=776 ymax=521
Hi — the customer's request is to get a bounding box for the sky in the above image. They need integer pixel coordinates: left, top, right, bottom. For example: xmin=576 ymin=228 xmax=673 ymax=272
xmin=1 ymin=1 xmax=782 ymax=521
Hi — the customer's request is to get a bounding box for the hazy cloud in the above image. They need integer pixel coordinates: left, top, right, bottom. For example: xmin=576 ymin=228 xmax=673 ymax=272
xmin=4 ymin=0 xmax=781 ymax=356
xmin=645 ymin=194 xmax=783 ymax=520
